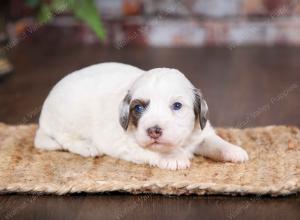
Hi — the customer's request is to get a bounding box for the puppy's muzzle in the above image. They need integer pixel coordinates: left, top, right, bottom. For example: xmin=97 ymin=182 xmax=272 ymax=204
xmin=147 ymin=126 xmax=162 ymax=139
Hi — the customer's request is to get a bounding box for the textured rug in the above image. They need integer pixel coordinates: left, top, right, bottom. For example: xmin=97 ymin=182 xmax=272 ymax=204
xmin=0 ymin=123 xmax=299 ymax=196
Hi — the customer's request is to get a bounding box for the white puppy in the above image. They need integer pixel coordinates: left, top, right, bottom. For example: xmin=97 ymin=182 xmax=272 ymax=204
xmin=35 ymin=62 xmax=248 ymax=170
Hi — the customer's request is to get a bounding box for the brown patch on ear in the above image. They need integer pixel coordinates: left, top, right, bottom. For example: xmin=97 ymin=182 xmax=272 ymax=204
xmin=193 ymin=88 xmax=208 ymax=130
xmin=119 ymin=92 xmax=132 ymax=130
xmin=129 ymin=99 xmax=150 ymax=127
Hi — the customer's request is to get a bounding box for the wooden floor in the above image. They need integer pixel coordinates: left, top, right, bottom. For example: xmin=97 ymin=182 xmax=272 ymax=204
xmin=0 ymin=41 xmax=299 ymax=220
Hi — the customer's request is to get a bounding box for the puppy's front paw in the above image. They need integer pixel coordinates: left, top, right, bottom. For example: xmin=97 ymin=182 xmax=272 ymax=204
xmin=221 ymin=145 xmax=249 ymax=163
xmin=157 ymin=156 xmax=191 ymax=170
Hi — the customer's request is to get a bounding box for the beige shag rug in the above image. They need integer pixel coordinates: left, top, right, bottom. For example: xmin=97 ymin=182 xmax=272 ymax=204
xmin=0 ymin=123 xmax=299 ymax=196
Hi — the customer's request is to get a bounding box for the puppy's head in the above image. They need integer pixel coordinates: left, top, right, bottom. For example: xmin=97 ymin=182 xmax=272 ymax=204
xmin=119 ymin=68 xmax=208 ymax=153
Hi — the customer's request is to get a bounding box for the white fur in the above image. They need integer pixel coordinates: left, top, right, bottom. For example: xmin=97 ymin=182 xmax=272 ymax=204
xmin=35 ymin=62 xmax=249 ymax=170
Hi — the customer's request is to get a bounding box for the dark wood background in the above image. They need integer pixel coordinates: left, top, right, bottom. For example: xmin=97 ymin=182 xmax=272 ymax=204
xmin=0 ymin=41 xmax=299 ymax=220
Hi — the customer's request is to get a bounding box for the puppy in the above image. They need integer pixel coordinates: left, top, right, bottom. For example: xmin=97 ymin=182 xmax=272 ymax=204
xmin=35 ymin=62 xmax=249 ymax=170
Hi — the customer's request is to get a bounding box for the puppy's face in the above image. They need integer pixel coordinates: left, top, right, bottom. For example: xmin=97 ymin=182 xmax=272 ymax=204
xmin=119 ymin=68 xmax=208 ymax=153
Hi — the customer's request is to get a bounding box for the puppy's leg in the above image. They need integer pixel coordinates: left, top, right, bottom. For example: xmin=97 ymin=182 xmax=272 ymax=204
xmin=35 ymin=129 xmax=99 ymax=157
xmin=115 ymin=144 xmax=190 ymax=170
xmin=156 ymin=150 xmax=191 ymax=170
xmin=57 ymin=135 xmax=100 ymax=157
xmin=35 ymin=128 xmax=62 ymax=150
xmin=195 ymin=133 xmax=249 ymax=163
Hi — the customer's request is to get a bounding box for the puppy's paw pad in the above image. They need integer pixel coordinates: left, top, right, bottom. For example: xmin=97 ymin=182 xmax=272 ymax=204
xmin=222 ymin=146 xmax=249 ymax=163
xmin=157 ymin=158 xmax=190 ymax=170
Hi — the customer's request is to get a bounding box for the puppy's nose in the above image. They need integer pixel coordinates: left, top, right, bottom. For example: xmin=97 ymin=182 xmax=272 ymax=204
xmin=147 ymin=126 xmax=162 ymax=139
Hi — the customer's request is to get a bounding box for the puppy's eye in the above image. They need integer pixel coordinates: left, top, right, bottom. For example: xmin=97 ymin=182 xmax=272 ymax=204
xmin=172 ymin=102 xmax=182 ymax=110
xmin=134 ymin=105 xmax=144 ymax=113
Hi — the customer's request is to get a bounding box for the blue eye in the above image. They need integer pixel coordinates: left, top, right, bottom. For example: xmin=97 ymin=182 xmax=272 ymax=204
xmin=172 ymin=102 xmax=182 ymax=110
xmin=134 ymin=105 xmax=144 ymax=113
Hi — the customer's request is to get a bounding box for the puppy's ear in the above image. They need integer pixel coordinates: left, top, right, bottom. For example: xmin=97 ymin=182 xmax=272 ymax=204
xmin=119 ymin=92 xmax=131 ymax=130
xmin=193 ymin=88 xmax=208 ymax=130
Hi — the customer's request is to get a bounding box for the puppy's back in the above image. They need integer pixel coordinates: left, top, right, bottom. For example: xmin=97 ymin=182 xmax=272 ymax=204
xmin=38 ymin=62 xmax=144 ymax=144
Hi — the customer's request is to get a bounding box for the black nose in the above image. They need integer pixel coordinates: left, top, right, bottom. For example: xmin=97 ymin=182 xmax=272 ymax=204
xmin=147 ymin=126 xmax=162 ymax=139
